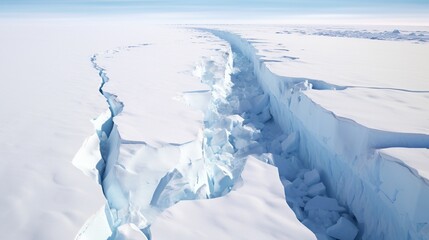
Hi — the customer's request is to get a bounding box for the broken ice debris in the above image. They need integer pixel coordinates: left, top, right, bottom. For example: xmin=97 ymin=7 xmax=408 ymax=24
xmin=326 ymin=217 xmax=359 ymax=240
xmin=305 ymin=196 xmax=346 ymax=212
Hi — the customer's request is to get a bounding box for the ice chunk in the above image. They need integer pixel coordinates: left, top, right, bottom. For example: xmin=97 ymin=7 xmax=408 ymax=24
xmin=210 ymin=128 xmax=229 ymax=147
xmin=224 ymin=114 xmax=244 ymax=129
xmin=239 ymin=99 xmax=252 ymax=112
xmin=258 ymin=106 xmax=272 ymax=123
xmin=259 ymin=152 xmax=275 ymax=165
xmin=222 ymin=140 xmax=235 ymax=154
xmin=292 ymin=80 xmax=312 ymax=92
xmin=292 ymin=177 xmax=308 ymax=192
xmin=251 ymin=93 xmax=269 ymax=114
xmin=232 ymin=124 xmax=259 ymax=140
xmin=307 ymin=209 xmax=341 ymax=228
xmin=326 ymin=217 xmax=358 ymax=240
xmin=207 ymin=163 xmax=233 ymax=197
xmin=305 ymin=196 xmax=345 ymax=212
xmin=304 ymin=169 xmax=321 ymax=186
xmin=150 ymin=169 xmax=186 ymax=209
xmin=307 ymin=182 xmax=326 ymax=197
xmin=72 ymin=133 xmax=103 ymax=183
xmin=273 ymin=155 xmax=299 ymax=180
xmin=234 ymin=138 xmax=252 ymax=150
xmin=281 ymin=132 xmax=299 ymax=154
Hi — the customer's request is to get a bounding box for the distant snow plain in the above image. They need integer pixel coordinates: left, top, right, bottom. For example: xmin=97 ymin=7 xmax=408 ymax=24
xmin=0 ymin=19 xmax=428 ymax=240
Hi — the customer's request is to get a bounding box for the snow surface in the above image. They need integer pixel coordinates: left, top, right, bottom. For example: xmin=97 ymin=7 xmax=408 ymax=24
xmin=380 ymin=148 xmax=429 ymax=181
xmin=2 ymin=19 xmax=428 ymax=240
xmin=97 ymin=34 xmax=218 ymax=146
xmin=0 ymin=21 xmax=109 ymax=240
xmin=228 ymin=29 xmax=429 ymax=91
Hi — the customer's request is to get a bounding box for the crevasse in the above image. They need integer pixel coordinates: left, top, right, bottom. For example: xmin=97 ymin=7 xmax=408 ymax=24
xmin=198 ymin=33 xmax=358 ymax=239
xmin=74 ymin=35 xmax=356 ymax=240
xmin=73 ymin=29 xmax=429 ymax=240
xmin=205 ymin=29 xmax=429 ymax=239
xmin=73 ymin=42 xmax=247 ymax=239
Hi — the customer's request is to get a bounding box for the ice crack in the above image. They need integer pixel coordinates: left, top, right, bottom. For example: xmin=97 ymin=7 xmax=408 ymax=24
xmin=192 ymin=29 xmax=359 ymax=239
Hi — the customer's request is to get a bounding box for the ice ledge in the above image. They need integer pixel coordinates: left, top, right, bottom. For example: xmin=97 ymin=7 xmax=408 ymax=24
xmin=379 ymin=148 xmax=429 ymax=182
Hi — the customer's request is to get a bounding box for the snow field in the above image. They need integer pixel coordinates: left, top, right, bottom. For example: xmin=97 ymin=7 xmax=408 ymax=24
xmin=0 ymin=20 xmax=161 ymax=240
xmin=3 ymin=20 xmax=427 ymax=240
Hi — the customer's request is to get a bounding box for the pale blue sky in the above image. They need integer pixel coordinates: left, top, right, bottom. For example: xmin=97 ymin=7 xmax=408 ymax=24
xmin=2 ymin=0 xmax=429 ymax=12
xmin=1 ymin=0 xmax=428 ymax=23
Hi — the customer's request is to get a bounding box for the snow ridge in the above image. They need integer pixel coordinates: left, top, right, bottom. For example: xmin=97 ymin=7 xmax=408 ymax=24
xmin=205 ymin=29 xmax=429 ymax=239
xmin=277 ymin=28 xmax=429 ymax=43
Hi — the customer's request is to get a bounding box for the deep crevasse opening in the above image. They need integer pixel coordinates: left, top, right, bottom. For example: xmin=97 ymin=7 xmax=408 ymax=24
xmin=221 ymin=45 xmax=358 ymax=239
xmin=205 ymin=28 xmax=429 ymax=240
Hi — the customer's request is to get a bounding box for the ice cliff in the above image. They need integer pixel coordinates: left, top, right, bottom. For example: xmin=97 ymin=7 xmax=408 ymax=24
xmin=206 ymin=29 xmax=429 ymax=239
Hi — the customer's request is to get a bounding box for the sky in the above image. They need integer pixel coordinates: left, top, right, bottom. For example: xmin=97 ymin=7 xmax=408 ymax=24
xmin=1 ymin=0 xmax=428 ymax=24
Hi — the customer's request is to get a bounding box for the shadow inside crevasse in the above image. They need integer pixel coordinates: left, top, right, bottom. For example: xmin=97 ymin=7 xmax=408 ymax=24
xmin=220 ymin=45 xmax=358 ymax=240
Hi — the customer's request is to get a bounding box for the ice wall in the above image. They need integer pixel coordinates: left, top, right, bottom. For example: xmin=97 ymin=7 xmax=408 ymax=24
xmin=206 ymin=29 xmax=429 ymax=239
